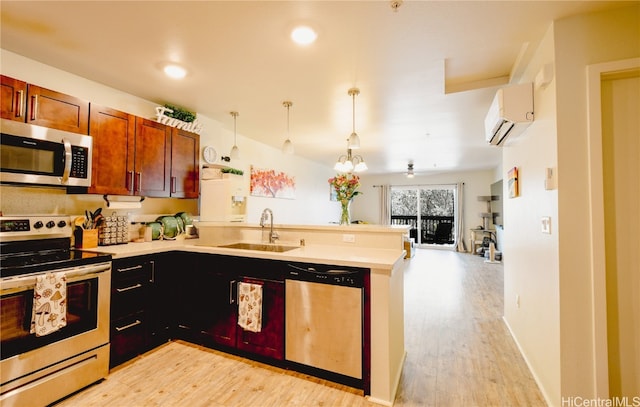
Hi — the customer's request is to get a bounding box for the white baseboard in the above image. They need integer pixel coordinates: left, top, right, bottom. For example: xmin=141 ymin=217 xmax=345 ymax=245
xmin=366 ymin=351 xmax=407 ymax=406
xmin=502 ymin=316 xmax=554 ymax=407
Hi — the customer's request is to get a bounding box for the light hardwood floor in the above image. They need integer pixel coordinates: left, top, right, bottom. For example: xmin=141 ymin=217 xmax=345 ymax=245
xmin=55 ymin=249 xmax=546 ymax=407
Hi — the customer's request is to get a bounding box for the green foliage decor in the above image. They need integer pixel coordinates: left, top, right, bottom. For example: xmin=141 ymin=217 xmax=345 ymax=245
xmin=221 ymin=167 xmax=244 ymax=176
xmin=163 ymin=103 xmax=196 ymax=123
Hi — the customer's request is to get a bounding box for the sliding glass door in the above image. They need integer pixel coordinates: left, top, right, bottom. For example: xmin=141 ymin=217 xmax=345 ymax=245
xmin=390 ymin=185 xmax=456 ymax=246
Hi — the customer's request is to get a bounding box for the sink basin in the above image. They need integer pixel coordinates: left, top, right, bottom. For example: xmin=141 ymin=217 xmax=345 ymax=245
xmin=217 ymin=242 xmax=298 ymax=252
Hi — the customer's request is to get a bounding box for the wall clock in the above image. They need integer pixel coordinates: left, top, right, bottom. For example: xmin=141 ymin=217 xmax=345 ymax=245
xmin=202 ymin=146 xmax=217 ymax=164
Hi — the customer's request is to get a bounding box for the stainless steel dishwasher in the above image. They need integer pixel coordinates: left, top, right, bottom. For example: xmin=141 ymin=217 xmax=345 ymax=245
xmin=285 ymin=262 xmax=366 ymax=383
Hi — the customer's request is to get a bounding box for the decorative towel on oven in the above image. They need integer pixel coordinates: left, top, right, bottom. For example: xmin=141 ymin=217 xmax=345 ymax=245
xmin=30 ymin=271 xmax=67 ymax=337
xmin=237 ymin=281 xmax=263 ymax=333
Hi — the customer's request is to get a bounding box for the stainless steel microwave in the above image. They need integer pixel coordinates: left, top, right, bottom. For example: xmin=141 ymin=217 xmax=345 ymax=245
xmin=0 ymin=118 xmax=92 ymax=187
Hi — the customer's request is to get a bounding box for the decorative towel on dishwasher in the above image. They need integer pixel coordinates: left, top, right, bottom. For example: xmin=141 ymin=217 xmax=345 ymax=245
xmin=30 ymin=271 xmax=67 ymax=337
xmin=237 ymin=281 xmax=263 ymax=333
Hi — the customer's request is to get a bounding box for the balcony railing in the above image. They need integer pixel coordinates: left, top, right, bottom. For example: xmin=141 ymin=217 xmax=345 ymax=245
xmin=390 ymin=215 xmax=455 ymax=244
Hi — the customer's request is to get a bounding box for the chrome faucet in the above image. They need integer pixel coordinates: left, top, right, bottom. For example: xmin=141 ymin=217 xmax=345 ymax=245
xmin=260 ymin=208 xmax=279 ymax=243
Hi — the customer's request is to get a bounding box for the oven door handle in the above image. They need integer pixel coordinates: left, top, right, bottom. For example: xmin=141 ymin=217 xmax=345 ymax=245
xmin=0 ymin=262 xmax=111 ymax=293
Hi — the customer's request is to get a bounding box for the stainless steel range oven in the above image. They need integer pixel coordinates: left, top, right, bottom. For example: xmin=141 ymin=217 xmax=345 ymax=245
xmin=0 ymin=216 xmax=112 ymax=407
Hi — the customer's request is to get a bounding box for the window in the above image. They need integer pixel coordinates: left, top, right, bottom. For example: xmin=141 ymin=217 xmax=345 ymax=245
xmin=391 ymin=185 xmax=456 ymax=246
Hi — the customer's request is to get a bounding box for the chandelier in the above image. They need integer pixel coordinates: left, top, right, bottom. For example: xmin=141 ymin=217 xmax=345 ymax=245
xmin=334 ymin=88 xmax=367 ymax=173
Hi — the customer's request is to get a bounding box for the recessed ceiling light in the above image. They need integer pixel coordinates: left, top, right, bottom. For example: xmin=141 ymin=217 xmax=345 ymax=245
xmin=291 ymin=26 xmax=317 ymax=46
xmin=163 ymin=64 xmax=187 ymax=79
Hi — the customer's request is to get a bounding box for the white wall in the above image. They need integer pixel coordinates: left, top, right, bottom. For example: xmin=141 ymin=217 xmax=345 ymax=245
xmin=502 ymin=4 xmax=640 ymax=406
xmin=554 ymin=5 xmax=640 ymax=402
xmin=502 ymin=22 xmax=561 ymax=406
xmin=354 ymin=169 xmax=497 ymax=249
xmin=0 ymin=50 xmax=340 ymax=225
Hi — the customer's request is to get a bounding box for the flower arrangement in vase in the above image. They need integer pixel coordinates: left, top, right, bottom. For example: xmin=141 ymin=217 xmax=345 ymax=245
xmin=328 ymin=174 xmax=361 ymax=225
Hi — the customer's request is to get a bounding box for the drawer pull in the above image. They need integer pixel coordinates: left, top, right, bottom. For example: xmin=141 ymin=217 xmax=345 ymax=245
xmin=116 ymin=265 xmax=143 ymax=273
xmin=115 ymin=319 xmax=141 ymax=332
xmin=116 ymin=283 xmax=142 ymax=292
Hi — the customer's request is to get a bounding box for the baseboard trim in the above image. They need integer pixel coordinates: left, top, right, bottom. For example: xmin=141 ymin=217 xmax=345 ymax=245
xmin=502 ymin=316 xmax=553 ymax=407
xmin=366 ymin=351 xmax=407 ymax=406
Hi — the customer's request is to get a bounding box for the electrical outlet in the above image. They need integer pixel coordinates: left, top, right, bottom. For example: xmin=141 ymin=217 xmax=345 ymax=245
xmin=342 ymin=234 xmax=355 ymax=243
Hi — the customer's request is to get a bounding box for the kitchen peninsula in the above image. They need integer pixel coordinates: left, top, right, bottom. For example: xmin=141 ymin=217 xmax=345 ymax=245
xmin=90 ymin=223 xmax=408 ymax=406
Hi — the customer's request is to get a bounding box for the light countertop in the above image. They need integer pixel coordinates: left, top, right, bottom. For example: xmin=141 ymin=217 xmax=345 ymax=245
xmin=84 ymin=238 xmax=405 ymax=274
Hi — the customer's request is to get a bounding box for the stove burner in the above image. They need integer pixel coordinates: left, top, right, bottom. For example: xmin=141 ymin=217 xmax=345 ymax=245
xmin=0 ymin=237 xmax=111 ymax=278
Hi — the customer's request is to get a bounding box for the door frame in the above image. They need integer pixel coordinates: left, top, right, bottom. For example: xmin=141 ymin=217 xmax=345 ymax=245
xmin=586 ymin=57 xmax=640 ymax=398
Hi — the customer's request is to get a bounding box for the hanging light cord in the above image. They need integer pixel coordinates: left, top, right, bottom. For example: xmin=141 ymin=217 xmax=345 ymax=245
xmin=352 ymin=91 xmax=356 ymax=135
xmin=287 ymin=103 xmax=290 ymax=136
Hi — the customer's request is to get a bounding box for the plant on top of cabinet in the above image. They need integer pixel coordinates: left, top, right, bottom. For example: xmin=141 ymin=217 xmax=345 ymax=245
xmin=162 ymin=103 xmax=196 ymax=122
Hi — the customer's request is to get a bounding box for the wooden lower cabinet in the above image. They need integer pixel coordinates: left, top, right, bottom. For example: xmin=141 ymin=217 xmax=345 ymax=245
xmin=110 ymin=254 xmax=286 ymax=369
xmin=147 ymin=253 xmax=178 ymax=347
xmin=235 ymin=278 xmax=284 ymax=360
xmin=176 ymin=255 xmax=285 ymax=361
xmin=109 ymin=257 xmax=153 ymax=368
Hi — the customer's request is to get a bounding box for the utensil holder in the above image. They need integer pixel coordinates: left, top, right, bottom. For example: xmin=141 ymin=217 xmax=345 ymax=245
xmin=74 ymin=228 xmax=98 ymax=249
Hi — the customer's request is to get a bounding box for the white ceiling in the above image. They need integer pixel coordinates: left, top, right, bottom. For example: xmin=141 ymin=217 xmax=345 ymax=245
xmin=0 ymin=1 xmax=627 ymax=175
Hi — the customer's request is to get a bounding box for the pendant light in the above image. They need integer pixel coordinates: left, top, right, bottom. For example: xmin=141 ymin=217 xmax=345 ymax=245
xmin=334 ymin=87 xmax=367 ymax=173
xmin=281 ymin=101 xmax=294 ymax=154
xmin=230 ymin=111 xmax=240 ymax=160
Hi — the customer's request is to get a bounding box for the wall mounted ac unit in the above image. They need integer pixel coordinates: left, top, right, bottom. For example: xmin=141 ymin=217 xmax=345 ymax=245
xmin=484 ymin=83 xmax=534 ymax=146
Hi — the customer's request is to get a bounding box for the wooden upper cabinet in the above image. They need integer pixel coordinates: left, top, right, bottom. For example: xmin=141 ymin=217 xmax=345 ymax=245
xmin=1 ymin=76 xmax=89 ymax=134
xmin=88 ymin=105 xmax=136 ymax=195
xmin=135 ymin=118 xmax=171 ymax=198
xmin=170 ymin=128 xmax=200 ymax=198
xmin=1 ymin=75 xmax=27 ymax=122
xmin=26 ymin=84 xmax=89 ymax=134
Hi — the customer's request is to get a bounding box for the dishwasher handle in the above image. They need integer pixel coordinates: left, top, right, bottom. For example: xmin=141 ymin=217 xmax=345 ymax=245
xmin=286 ymin=263 xmax=358 ymax=276
xmin=286 ymin=263 xmax=316 ymax=275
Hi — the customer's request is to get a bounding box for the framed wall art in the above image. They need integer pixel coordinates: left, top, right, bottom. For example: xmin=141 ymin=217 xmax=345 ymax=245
xmin=249 ymin=166 xmax=296 ymax=199
xmin=508 ymin=166 xmax=519 ymax=198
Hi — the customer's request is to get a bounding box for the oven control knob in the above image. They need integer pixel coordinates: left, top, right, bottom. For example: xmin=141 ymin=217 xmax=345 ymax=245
xmin=33 ymin=221 xmax=44 ymax=229
xmin=46 ymin=220 xmax=56 ymax=229
xmin=57 ymin=220 xmax=67 ymax=228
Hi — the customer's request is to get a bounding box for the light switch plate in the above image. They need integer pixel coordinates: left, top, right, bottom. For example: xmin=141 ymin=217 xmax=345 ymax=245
xmin=541 ymin=216 xmax=551 ymax=234
xmin=544 ymin=167 xmax=556 ymax=190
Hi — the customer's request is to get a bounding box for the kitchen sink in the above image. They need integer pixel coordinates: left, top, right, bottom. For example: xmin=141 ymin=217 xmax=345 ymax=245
xmin=217 ymin=242 xmax=299 ymax=252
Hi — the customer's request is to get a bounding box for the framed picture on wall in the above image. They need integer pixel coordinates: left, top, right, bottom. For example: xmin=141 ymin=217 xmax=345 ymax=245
xmin=508 ymin=167 xmax=519 ymax=198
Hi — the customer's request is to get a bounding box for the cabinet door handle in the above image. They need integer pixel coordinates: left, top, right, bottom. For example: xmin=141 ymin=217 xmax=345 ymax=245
xmin=171 ymin=176 xmax=176 ymax=194
xmin=116 ymin=283 xmax=142 ymax=293
xmin=135 ymin=172 xmax=142 ymax=192
xmin=15 ymin=90 xmax=24 ymax=117
xmin=126 ymin=171 xmax=134 ymax=192
xmin=116 ymin=265 xmax=143 ymax=273
xmin=149 ymin=260 xmax=155 ymax=283
xmin=229 ymin=280 xmax=237 ymax=305
xmin=115 ymin=319 xmax=141 ymax=332
xmin=30 ymin=94 xmax=38 ymax=120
